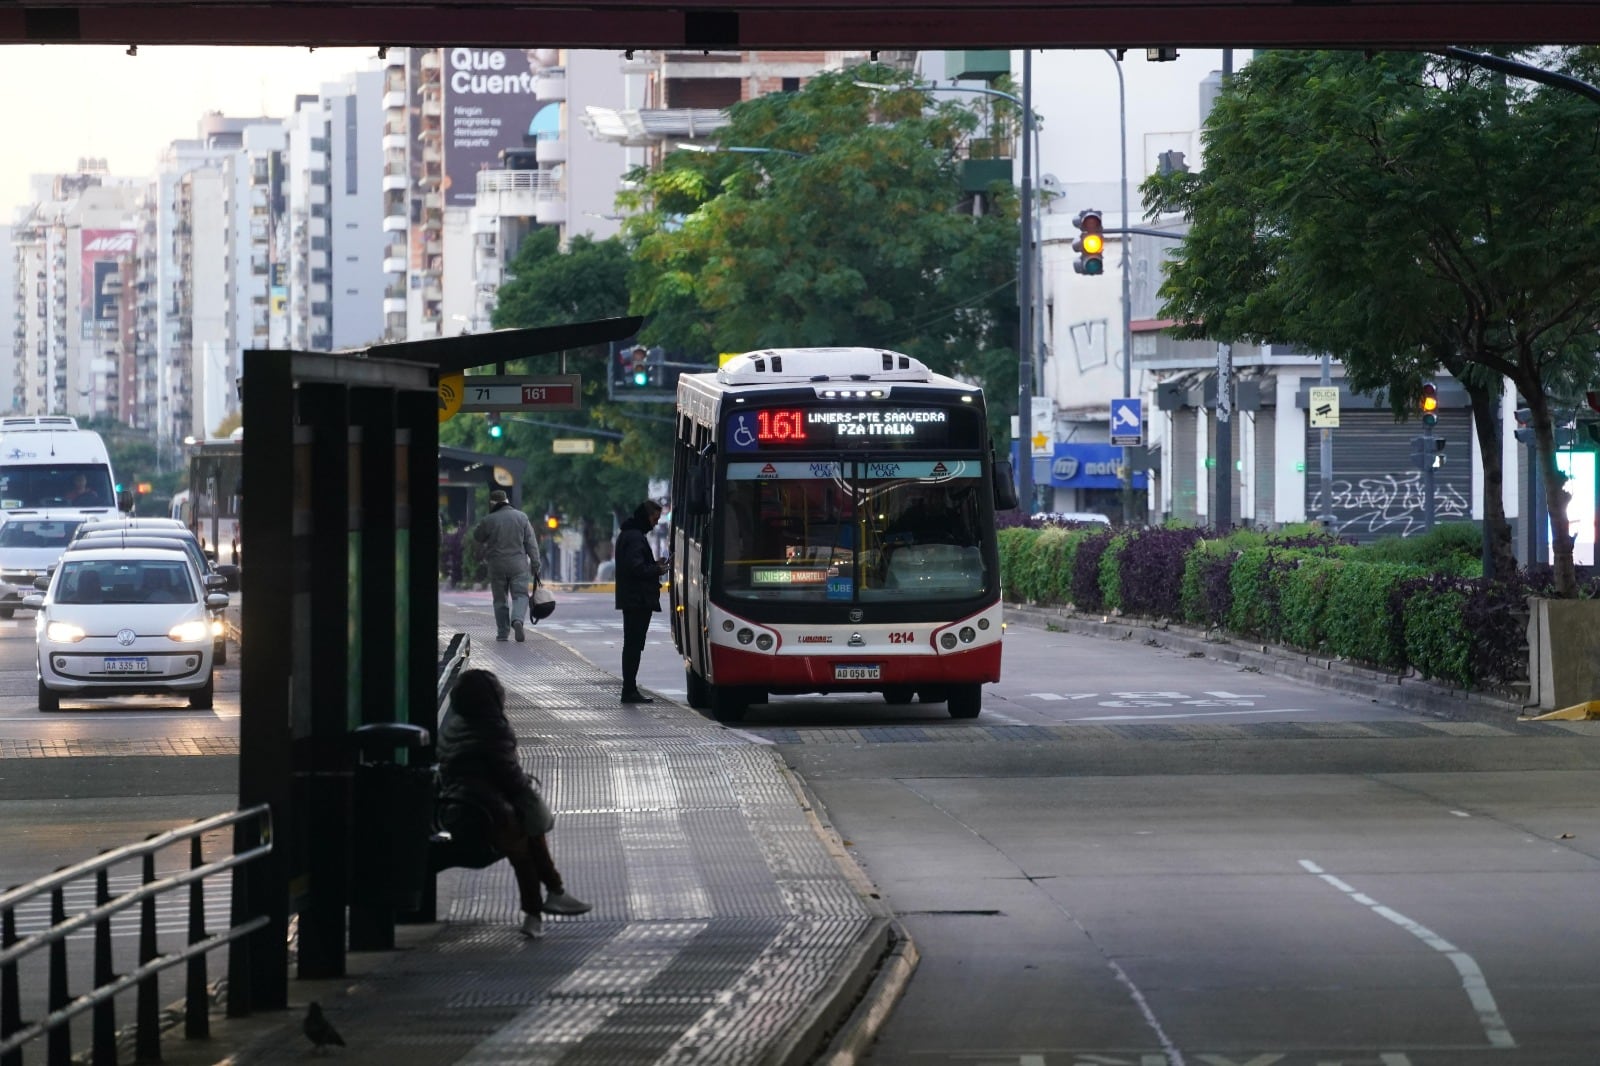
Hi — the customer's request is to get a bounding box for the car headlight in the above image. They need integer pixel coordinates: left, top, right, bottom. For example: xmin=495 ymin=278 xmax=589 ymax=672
xmin=45 ymin=621 xmax=87 ymax=643
xmin=210 ymin=618 xmax=225 ymax=637
xmin=168 ymin=620 xmax=211 ymax=643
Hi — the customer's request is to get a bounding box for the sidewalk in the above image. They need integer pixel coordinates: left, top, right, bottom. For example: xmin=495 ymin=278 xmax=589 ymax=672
xmin=194 ymin=630 xmax=912 ymax=1066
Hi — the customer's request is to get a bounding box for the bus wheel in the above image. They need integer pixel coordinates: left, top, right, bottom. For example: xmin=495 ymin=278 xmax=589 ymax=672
xmin=917 ymin=686 xmax=949 ymax=705
xmin=709 ymin=685 xmax=747 ymax=724
xmin=685 ymin=666 xmax=711 ymax=710
xmin=947 ymin=684 xmax=982 ymax=719
xmin=882 ymin=686 xmax=915 ymax=705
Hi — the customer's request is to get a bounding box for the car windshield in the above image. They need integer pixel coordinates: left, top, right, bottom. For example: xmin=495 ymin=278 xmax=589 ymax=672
xmin=719 ymin=459 xmax=990 ymax=604
xmin=0 ymin=520 xmax=83 ymax=549
xmin=57 ymin=559 xmax=196 ymax=605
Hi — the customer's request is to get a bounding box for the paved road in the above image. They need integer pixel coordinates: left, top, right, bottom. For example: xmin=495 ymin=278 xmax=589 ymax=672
xmin=7 ymin=593 xmax=1600 ymax=1065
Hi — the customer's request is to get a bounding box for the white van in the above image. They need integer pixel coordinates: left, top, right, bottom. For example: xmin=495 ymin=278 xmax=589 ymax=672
xmin=0 ymin=417 xmax=124 ymax=519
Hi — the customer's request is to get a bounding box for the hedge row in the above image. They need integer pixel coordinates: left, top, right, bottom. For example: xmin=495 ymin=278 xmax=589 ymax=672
xmin=1000 ymin=523 xmax=1538 ymax=690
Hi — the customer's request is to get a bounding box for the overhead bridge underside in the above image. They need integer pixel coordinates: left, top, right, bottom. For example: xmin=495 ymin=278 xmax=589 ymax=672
xmin=2 ymin=1 xmax=1597 ymax=49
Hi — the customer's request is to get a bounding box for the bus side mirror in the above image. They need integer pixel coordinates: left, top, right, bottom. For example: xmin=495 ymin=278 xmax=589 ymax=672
xmin=117 ymin=490 xmax=135 ymax=513
xmin=684 ymin=467 xmax=712 ymax=516
xmin=992 ymin=461 xmax=1020 ymax=511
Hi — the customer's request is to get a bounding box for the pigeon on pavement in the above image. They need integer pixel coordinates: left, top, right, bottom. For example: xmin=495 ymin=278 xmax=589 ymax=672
xmin=303 ymin=1001 xmax=346 ymax=1053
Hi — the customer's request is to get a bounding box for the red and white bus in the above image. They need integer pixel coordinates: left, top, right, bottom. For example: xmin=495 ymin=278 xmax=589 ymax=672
xmin=669 ymin=347 xmax=1018 ymax=722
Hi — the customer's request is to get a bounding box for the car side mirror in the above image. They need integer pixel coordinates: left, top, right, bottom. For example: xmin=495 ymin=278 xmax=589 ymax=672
xmin=992 ymin=460 xmax=1020 ymax=511
xmin=33 ymin=576 xmax=50 ymax=591
xmin=204 ymin=573 xmax=227 ymax=591
xmin=117 ymin=490 xmax=135 ymax=513
xmin=206 ymin=593 xmax=230 ymax=610
xmin=215 ymin=563 xmax=241 ymax=592
xmin=22 ymin=593 xmax=43 ymax=609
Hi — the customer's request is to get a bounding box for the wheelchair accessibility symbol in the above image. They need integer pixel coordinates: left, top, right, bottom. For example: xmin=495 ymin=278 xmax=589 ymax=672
xmin=730 ymin=415 xmax=757 ymax=450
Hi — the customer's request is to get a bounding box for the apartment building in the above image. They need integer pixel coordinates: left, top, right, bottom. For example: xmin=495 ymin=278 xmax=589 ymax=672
xmin=8 ymin=164 xmax=141 ymax=422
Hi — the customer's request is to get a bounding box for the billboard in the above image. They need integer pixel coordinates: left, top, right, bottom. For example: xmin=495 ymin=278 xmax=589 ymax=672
xmin=80 ymin=229 xmax=136 ymax=339
xmin=443 ymin=47 xmax=543 ymax=208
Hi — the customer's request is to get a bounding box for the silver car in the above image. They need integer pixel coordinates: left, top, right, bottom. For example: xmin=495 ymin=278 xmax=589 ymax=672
xmin=0 ymin=513 xmax=85 ymax=618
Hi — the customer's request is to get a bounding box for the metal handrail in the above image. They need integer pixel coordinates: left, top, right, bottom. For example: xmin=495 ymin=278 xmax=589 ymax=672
xmin=0 ymin=803 xmax=272 ymax=1066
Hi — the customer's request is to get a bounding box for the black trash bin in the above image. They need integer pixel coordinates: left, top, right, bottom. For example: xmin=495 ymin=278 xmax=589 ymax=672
xmin=349 ymin=722 xmax=434 ymax=913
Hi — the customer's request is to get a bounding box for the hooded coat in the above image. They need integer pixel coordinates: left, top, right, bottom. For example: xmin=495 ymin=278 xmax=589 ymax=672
xmin=613 ymin=510 xmax=663 ymax=613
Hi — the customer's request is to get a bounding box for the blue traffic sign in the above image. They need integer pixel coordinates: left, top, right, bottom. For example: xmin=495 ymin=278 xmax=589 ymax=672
xmin=1110 ymin=398 xmax=1142 ymax=446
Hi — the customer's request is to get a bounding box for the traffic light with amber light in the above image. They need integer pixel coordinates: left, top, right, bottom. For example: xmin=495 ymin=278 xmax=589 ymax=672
xmin=545 ymin=514 xmax=560 ymax=531
xmin=1072 ymin=209 xmax=1105 ymax=276
xmin=1419 ymin=382 xmax=1439 ymax=427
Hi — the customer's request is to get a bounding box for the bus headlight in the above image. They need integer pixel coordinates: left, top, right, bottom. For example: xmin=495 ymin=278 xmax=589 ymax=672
xmin=737 ymin=628 xmax=755 ymax=645
xmin=939 ymin=632 xmax=958 ymax=650
xmin=755 ymin=633 xmax=774 ymax=651
xmin=959 ymin=626 xmax=976 ymax=643
xmin=977 ymin=618 xmax=990 ymax=631
xmin=722 ymin=620 xmax=735 ymax=632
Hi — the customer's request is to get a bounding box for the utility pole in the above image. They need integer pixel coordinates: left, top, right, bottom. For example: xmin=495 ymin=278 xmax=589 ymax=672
xmin=1212 ymin=48 xmax=1235 ymax=534
xmin=1319 ymin=351 xmax=1335 ymax=531
xmin=1214 ymin=342 xmax=1232 ymax=531
xmin=1016 ymin=49 xmax=1035 ymax=512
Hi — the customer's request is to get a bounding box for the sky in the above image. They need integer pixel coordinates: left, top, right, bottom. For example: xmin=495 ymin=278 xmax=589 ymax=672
xmin=0 ymin=45 xmax=377 ymax=212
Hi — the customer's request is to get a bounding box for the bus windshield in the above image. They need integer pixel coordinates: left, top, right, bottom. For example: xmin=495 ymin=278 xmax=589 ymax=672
xmin=720 ymin=459 xmax=990 ymax=603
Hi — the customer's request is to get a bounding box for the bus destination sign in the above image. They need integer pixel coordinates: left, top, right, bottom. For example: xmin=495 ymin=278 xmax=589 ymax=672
xmin=457 ymin=375 xmax=581 ymax=413
xmin=727 ymin=407 xmax=951 ymax=451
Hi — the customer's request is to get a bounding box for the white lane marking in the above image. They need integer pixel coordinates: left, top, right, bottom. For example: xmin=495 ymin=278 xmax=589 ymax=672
xmin=1076 ymin=708 xmax=1315 ymax=722
xmin=1299 ymin=859 xmax=1515 ymax=1049
xmin=1450 ymin=810 xmax=1471 ymax=818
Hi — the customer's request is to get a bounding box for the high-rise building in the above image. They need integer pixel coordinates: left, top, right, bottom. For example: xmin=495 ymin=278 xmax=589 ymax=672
xmin=8 ymin=163 xmax=140 ymax=421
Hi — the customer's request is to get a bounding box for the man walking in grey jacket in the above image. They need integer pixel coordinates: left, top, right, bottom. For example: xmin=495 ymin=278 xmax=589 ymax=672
xmin=473 ymin=489 xmax=540 ymax=641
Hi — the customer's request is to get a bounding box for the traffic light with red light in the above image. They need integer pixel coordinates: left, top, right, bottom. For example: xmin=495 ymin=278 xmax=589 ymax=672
xmin=1072 ymin=209 xmax=1105 ymax=276
xmin=1419 ymin=382 xmax=1439 ymax=427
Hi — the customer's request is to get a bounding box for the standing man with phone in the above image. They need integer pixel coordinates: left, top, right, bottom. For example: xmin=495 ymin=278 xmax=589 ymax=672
xmin=614 ymin=500 xmax=668 ymax=703
xmin=474 ymin=489 xmax=539 ymax=642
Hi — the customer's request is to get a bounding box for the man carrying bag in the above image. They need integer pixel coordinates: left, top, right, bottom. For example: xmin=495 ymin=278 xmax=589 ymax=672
xmin=473 ymin=489 xmax=539 ymax=642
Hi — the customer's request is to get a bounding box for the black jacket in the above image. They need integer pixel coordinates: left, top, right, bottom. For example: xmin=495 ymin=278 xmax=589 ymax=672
xmin=437 ymin=695 xmax=530 ymax=822
xmin=614 ymin=515 xmax=662 ymax=612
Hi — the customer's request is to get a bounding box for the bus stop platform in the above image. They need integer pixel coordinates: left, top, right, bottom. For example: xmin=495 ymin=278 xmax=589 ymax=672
xmin=201 ymin=631 xmax=910 ymax=1066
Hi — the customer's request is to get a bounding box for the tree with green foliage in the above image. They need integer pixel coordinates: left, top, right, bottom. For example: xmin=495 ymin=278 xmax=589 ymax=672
xmin=621 ymin=63 xmax=1022 ymax=443
xmin=1145 ymin=48 xmax=1600 ymax=596
xmin=461 ymin=227 xmax=660 ymax=569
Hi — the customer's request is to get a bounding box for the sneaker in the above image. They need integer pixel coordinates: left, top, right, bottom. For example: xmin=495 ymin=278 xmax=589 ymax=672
xmin=518 ymin=912 xmax=544 ymax=939
xmin=513 ymin=620 xmax=525 ymax=643
xmin=542 ymin=891 xmax=592 ymax=916
xmin=621 ymin=689 xmax=654 ymax=704
xmin=496 ymin=633 xmax=509 ymax=642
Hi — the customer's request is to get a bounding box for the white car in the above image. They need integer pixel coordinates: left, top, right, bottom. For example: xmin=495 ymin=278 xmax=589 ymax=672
xmin=0 ymin=513 xmax=85 ymax=617
xmin=27 ymin=546 xmax=226 ymax=712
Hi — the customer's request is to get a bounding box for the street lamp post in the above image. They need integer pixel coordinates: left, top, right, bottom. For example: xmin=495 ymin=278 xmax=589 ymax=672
xmin=1104 ymin=50 xmax=1136 ymax=526
xmin=856 ymin=70 xmax=1040 ymax=512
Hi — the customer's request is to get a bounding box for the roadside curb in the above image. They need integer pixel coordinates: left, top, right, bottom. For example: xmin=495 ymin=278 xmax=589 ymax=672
xmin=1005 ymin=603 xmax=1530 ymax=725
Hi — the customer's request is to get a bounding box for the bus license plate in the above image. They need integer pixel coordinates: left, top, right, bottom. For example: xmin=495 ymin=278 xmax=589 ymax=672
xmin=103 ymin=657 xmax=149 ymax=673
xmin=834 ymin=664 xmax=880 ymax=681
